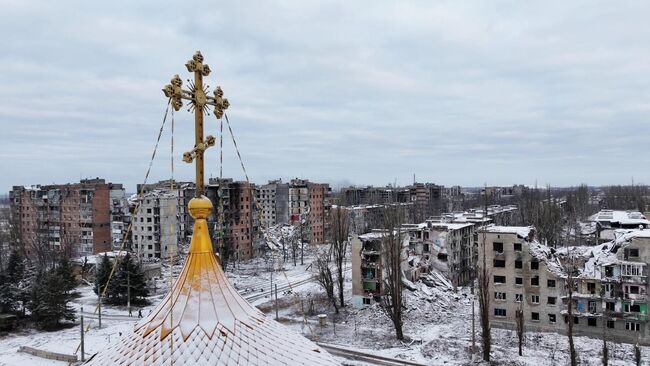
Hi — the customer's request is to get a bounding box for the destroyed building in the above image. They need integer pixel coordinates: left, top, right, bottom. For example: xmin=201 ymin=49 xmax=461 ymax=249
xmin=480 ymin=225 xmax=650 ymax=345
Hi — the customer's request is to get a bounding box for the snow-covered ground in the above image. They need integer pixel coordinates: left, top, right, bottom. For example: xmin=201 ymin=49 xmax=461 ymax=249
xmin=1 ymin=248 xmax=648 ymax=365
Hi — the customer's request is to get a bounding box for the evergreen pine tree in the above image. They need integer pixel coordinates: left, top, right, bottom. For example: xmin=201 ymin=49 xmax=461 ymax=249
xmin=56 ymin=255 xmax=77 ymax=295
xmin=107 ymin=253 xmax=149 ymax=305
xmin=0 ymin=271 xmax=18 ymax=313
xmin=94 ymin=254 xmax=111 ymax=296
xmin=6 ymin=250 xmax=24 ymax=284
xmin=29 ymin=269 xmax=76 ymax=329
xmin=0 ymin=251 xmax=24 ymax=315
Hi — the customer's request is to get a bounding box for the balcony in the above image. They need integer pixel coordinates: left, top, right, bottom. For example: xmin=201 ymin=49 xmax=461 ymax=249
xmin=624 ymin=293 xmax=647 ymax=301
xmin=362 ymin=260 xmax=379 ymax=268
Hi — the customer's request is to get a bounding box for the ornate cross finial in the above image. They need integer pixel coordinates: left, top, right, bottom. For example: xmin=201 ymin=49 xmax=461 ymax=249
xmin=163 ymin=51 xmax=229 ymax=197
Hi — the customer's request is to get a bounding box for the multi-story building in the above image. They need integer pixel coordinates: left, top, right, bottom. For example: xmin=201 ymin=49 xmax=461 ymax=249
xmin=351 ymin=231 xmax=410 ymax=308
xmin=478 ymin=226 xmax=564 ymax=333
xmin=9 ymin=178 xmax=117 ymax=258
xmin=109 ymin=184 xmax=130 ymax=250
xmin=131 ymin=190 xmax=178 ymax=259
xmin=308 ymin=182 xmax=329 ymax=244
xmin=404 ymin=219 xmax=475 ymax=287
xmin=259 ymin=179 xmax=289 ymax=228
xmin=207 ymin=178 xmax=259 ymax=261
xmin=480 ymin=225 xmax=650 ymax=345
xmin=136 ymin=179 xmax=194 ymax=245
xmin=589 ymin=210 xmax=650 ymax=243
xmin=340 ymin=203 xmax=415 ymax=236
xmin=289 ymin=179 xmax=310 ymax=224
xmin=177 ymin=182 xmax=196 ymax=242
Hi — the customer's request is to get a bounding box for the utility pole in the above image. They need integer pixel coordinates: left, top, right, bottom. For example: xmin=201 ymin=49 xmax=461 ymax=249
xmin=127 ymin=269 xmax=131 ymax=316
xmin=98 ymin=294 xmax=102 ymax=329
xmin=80 ymin=306 xmax=85 ymax=362
xmin=274 ymin=284 xmax=279 ymax=320
xmin=472 ymin=298 xmax=476 ymax=353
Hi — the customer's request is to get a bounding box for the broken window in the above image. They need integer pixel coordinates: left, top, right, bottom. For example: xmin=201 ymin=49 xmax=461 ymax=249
xmin=547 ymin=279 xmax=556 ymax=288
xmin=494 ymin=308 xmax=506 ymax=317
xmin=494 ymin=292 xmax=506 ymax=300
xmin=513 ymin=243 xmax=522 ymax=252
xmin=531 ymin=312 xmax=539 ymax=321
xmin=548 ymin=314 xmax=556 ymax=323
xmin=515 ymin=260 xmax=522 ymax=269
xmin=493 ymin=242 xmax=503 ymax=252
xmin=588 ymin=301 xmax=597 ymax=313
xmin=548 ymin=297 xmax=556 ymax=305
xmin=606 ymin=302 xmax=615 ymax=311
xmin=628 ymin=286 xmax=640 ymax=294
xmin=629 ymin=248 xmax=639 ymax=257
xmin=607 ymin=320 xmax=615 ymax=329
xmin=494 ymin=259 xmax=506 ymax=268
xmin=605 ymin=266 xmax=614 ymax=277
xmin=625 ymin=303 xmax=641 ymax=313
xmin=531 ymin=276 xmax=539 ymax=286
xmin=362 ymin=298 xmax=371 ymax=305
xmin=515 ymin=294 xmax=523 ymax=302
xmin=530 ymin=260 xmax=539 ymax=270
xmin=494 ymin=275 xmax=506 ymax=284
xmin=587 ymin=282 xmax=596 ymax=294
xmin=515 ymin=277 xmax=523 ymax=285
xmin=588 ymin=318 xmax=597 ymax=327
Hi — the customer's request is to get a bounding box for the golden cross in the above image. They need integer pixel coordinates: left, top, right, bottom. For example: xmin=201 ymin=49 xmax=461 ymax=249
xmin=162 ymin=51 xmax=230 ymax=197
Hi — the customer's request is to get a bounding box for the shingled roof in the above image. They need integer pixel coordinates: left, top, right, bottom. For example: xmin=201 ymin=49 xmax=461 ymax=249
xmin=85 ymin=197 xmax=338 ymax=365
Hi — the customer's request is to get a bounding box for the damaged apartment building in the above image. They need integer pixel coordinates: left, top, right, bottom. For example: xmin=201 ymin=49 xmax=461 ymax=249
xmin=403 ymin=219 xmax=475 ymax=288
xmin=131 ymin=190 xmax=178 ymax=260
xmin=10 ymin=178 xmax=124 ymax=258
xmin=351 ymin=231 xmax=411 ymax=308
xmin=480 ymin=225 xmax=650 ymax=345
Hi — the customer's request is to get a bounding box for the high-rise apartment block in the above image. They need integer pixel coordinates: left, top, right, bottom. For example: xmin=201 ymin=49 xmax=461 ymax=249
xmin=9 ymin=178 xmax=122 ymax=258
xmin=131 ymin=190 xmax=178 ymax=259
xmin=259 ymin=180 xmax=289 ymax=228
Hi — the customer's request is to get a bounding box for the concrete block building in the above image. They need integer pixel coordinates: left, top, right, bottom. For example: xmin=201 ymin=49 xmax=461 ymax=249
xmin=480 ymin=225 xmax=650 ymax=345
xmin=132 ymin=190 xmax=178 ymax=259
xmin=10 ymin=178 xmax=119 ymax=258
xmin=351 ymin=231 xmax=410 ymax=308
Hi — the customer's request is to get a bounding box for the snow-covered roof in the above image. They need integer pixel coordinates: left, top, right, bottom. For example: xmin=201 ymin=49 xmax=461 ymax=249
xmin=72 ymin=250 xmax=128 ymax=264
xmin=359 ymin=231 xmax=389 ymax=240
xmin=528 ymin=241 xmax=564 ymax=276
xmin=427 ymin=222 xmax=474 ymax=231
xmin=482 ymin=226 xmax=533 ymax=239
xmin=589 ymin=210 xmax=650 ymax=226
xmin=614 ymin=228 xmax=650 ymax=243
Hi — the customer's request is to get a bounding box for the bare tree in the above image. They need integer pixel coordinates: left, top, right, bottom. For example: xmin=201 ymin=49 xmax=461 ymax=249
xmin=314 ymin=249 xmax=338 ymax=314
xmin=516 ymin=302 xmax=524 ymax=356
xmin=565 ymin=249 xmax=578 ymax=366
xmin=478 ymin=228 xmax=491 ymax=361
xmin=601 ymin=285 xmax=609 ymax=366
xmin=381 ymin=205 xmax=404 ymax=340
xmin=330 ymin=207 xmax=349 ymax=309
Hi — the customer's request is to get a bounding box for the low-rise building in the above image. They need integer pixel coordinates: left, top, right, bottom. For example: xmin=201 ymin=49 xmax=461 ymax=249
xmin=589 ymin=210 xmax=650 ymax=243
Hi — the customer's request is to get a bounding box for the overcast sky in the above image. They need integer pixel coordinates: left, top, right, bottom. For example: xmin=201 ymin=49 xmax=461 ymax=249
xmin=1 ymin=1 xmax=649 ymax=193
